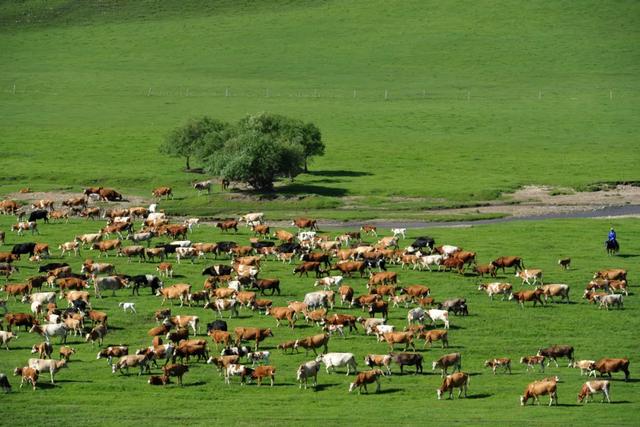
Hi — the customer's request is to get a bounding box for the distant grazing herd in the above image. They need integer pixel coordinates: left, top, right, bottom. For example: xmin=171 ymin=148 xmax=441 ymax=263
xmin=0 ymin=186 xmax=633 ymax=405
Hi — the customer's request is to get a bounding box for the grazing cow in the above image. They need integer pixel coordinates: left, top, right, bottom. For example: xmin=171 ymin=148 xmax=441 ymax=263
xmin=303 ymin=291 xmax=328 ymax=310
xmin=251 ymin=365 xmax=276 ymax=386
xmin=537 ymin=345 xmax=575 ymax=367
xmin=59 ymin=346 xmax=76 ymax=362
xmin=383 ymin=332 xmax=416 ymax=352
xmin=509 ymin=289 xmax=544 ymax=308
xmin=14 ymin=366 xmax=39 ymax=390
xmin=491 ymin=256 xmax=524 ymax=273
xmin=364 ymin=354 xmax=392 ymax=376
xmin=97 ymin=346 xmax=129 ymax=365
xmin=193 ymin=179 xmax=213 ymax=195
xmin=294 ymin=333 xmax=330 ymax=355
xmin=239 ymin=212 xmax=265 ymax=227
xmin=93 ymin=275 xmax=128 ymax=298
xmin=316 ymin=352 xmax=357 ymax=375
xmin=419 ymin=329 xmax=449 ymax=349
xmin=152 ymin=187 xmax=173 ymax=199
xmin=349 ymin=369 xmax=384 ymax=394
xmin=31 ymin=342 xmax=53 ymax=359
xmin=234 ymin=327 xmax=273 ymax=351
xmin=156 ymin=262 xmax=174 ymax=278
xmin=0 ymin=331 xmax=18 ymax=350
xmin=297 ymin=360 xmax=322 ymax=389
xmin=391 ymin=352 xmax=423 ymax=374
xmin=578 ymin=380 xmax=611 ymax=403
xmin=516 ymin=269 xmax=543 ymax=286
xmin=28 ymin=358 xmax=67 ymax=384
xmin=437 ymin=372 xmax=469 ymax=400
xmin=478 ymin=282 xmax=513 ymax=300
xmin=85 ymin=324 xmax=108 ymax=346
xmin=432 ymin=353 xmax=462 ymax=377
xmin=427 ymin=309 xmax=450 ymax=329
xmin=594 ymin=294 xmax=624 ymax=310
xmin=593 ymin=358 xmax=630 ymax=382
xmin=224 ymin=364 xmax=253 ymax=385
xmin=1 ymin=283 xmax=32 ymax=300
xmin=484 ymin=358 xmax=512 ymax=375
xmin=112 ymin=354 xmax=151 ymax=375
xmin=570 ymin=360 xmax=597 ymax=377
xmin=520 ymin=376 xmax=558 ymax=406
xmin=593 ymin=269 xmax=627 ymax=281
xmin=98 ymin=188 xmax=123 ymax=201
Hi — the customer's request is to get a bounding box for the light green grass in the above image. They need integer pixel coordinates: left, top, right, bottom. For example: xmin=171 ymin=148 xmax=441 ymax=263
xmin=0 ymin=0 xmax=639 ymax=216
xmin=0 ymin=215 xmax=638 ymax=426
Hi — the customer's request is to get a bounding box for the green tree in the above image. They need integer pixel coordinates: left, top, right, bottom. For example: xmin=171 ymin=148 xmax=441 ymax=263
xmin=209 ymin=131 xmax=304 ymax=192
xmin=160 ymin=116 xmax=228 ymax=170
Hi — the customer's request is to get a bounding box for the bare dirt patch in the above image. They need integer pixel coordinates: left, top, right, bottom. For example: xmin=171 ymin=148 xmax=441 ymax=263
xmin=7 ymin=191 xmax=151 ymax=210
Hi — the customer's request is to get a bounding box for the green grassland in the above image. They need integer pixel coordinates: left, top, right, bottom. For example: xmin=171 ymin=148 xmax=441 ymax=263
xmin=0 ymin=215 xmax=638 ymax=426
xmin=1 ymin=0 xmax=639 ymax=217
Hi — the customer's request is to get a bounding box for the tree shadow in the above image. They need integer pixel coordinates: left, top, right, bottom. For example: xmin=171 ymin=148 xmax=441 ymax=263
xmin=277 ymin=183 xmax=348 ymax=197
xmin=307 ymin=170 xmax=373 ymax=177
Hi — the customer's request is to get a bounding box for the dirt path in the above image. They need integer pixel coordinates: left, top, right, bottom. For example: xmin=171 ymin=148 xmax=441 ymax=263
xmin=7 ymin=185 xmax=640 ymax=229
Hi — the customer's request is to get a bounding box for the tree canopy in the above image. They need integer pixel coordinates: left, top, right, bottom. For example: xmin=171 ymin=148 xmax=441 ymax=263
xmin=161 ymin=113 xmax=325 ymax=191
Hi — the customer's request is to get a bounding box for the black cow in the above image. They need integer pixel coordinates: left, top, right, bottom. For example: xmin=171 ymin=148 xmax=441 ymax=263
xmin=12 ymin=243 xmax=37 ymax=257
xmin=38 ymin=262 xmax=70 ymax=273
xmin=215 ymin=241 xmax=237 ymax=256
xmin=364 ymin=258 xmax=387 ymax=271
xmin=28 ymin=210 xmax=49 ymax=223
xmin=277 ymin=243 xmax=301 ymax=254
xmin=126 ymin=274 xmax=163 ymax=296
xmin=250 ymin=241 xmax=275 ymax=249
xmin=202 ymin=265 xmax=233 ymax=276
xmin=221 ymin=346 xmax=249 ymax=357
xmin=390 ymin=352 xmax=423 ymax=374
xmin=410 ymin=236 xmax=435 ymax=251
xmin=154 ymin=243 xmax=181 ymax=254
xmin=206 ymin=320 xmax=228 ymax=333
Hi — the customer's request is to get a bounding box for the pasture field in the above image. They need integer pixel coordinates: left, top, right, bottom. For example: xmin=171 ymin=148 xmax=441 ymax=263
xmin=0 ymin=215 xmax=638 ymax=426
xmin=1 ymin=0 xmax=639 ymax=217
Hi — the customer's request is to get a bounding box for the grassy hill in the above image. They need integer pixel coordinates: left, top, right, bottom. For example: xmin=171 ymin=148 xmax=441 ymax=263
xmin=1 ymin=0 xmax=638 ymax=217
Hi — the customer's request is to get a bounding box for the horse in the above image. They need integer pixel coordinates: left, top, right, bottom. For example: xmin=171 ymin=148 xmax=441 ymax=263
xmin=605 ymin=239 xmax=619 ymax=256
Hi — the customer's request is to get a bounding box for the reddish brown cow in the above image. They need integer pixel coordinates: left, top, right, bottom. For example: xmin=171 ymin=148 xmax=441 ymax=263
xmin=593 ymin=358 xmax=630 ymax=382
xmin=331 ymin=261 xmax=366 ymax=278
xmin=292 ymin=218 xmax=318 ymax=231
xmin=152 ymin=187 xmax=173 ymax=199
xmin=510 ymin=289 xmax=544 ymax=308
xmin=293 ymin=262 xmax=323 ymax=278
xmin=216 ymin=220 xmax=238 ymax=233
xmin=491 ymin=256 xmax=524 ymax=273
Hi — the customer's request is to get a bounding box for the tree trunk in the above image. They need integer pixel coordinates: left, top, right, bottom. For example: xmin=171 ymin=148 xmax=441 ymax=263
xmin=185 ymin=156 xmax=191 ymax=170
xmin=304 ymin=157 xmax=309 ymax=173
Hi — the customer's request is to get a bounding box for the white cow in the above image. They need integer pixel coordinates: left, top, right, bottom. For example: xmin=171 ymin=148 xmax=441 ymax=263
xmin=478 ymin=283 xmax=513 ymax=300
xmin=304 ymin=291 xmax=328 ymax=309
xmin=175 ymin=247 xmax=197 ymax=264
xmin=516 ymin=269 xmax=543 ymax=286
xmin=148 ymin=203 xmax=158 ymax=213
xmin=224 ymin=364 xmax=251 ymax=385
xmin=128 ymin=232 xmax=153 ymax=245
xmin=391 ymin=228 xmax=407 ymax=239
xmin=184 ymin=218 xmax=200 ymax=231
xmin=439 ymin=245 xmax=460 ymax=257
xmin=314 ymin=276 xmax=343 ymax=290
xmin=372 ymin=324 xmax=395 ymax=342
xmin=297 ymin=360 xmax=322 ymax=389
xmin=93 ymin=276 xmax=128 ymax=298
xmin=316 ymin=352 xmax=357 ymax=375
xmin=298 ymin=231 xmax=316 ymax=242
xmin=595 ymin=294 xmax=623 ymax=310
xmin=427 ymin=309 xmax=450 ymax=329
xmin=419 ymin=254 xmax=444 ymax=271
xmin=28 ymin=358 xmax=67 ymax=384
xmin=23 ymin=292 xmax=57 ymax=306
xmin=170 ymin=240 xmax=192 ymax=247
xmin=360 ymin=317 xmax=386 ymax=335
xmin=239 ymin=212 xmax=264 ymax=227
xmin=246 ymin=351 xmax=270 ymax=366
xmin=0 ymin=331 xmax=18 ymax=350
xmin=147 ymin=212 xmax=166 ymax=222
xmin=30 ymin=323 xmax=69 ymax=344
xmin=407 ymin=307 xmax=426 ymax=324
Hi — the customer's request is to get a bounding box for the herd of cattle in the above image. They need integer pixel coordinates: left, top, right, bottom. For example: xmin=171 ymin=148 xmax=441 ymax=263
xmin=0 ymin=188 xmax=633 ymax=406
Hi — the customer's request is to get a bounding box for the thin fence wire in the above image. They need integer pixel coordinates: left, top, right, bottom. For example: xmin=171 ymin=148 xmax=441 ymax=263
xmin=0 ymin=82 xmax=637 ymax=103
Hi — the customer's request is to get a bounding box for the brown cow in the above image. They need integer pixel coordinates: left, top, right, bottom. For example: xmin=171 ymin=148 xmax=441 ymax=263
xmin=593 ymin=269 xmax=626 ymax=281
xmin=473 ymin=263 xmax=497 ymax=277
xmin=216 ymin=220 xmax=238 ymax=233
xmin=432 ymin=352 xmax=462 ymax=377
xmin=208 ymin=330 xmax=231 ymax=349
xmin=360 ymin=225 xmax=377 ymax=237
xmin=338 ymin=285 xmax=354 ymax=306
xmin=292 ymin=218 xmax=318 ymax=231
xmin=491 ymin=256 xmax=524 ymax=273
xmin=293 ymin=333 xmax=330 ymax=355
xmin=251 ymin=365 xmax=276 ymax=386
xmin=367 ymin=272 xmax=397 ymax=287
xmin=437 ymin=372 xmax=469 ymax=400
xmin=91 ymin=239 xmax=121 ymax=257
xmin=152 ymin=187 xmax=173 ymax=199
xmin=400 ymin=285 xmax=431 ymax=300
xmin=537 ymin=345 xmax=574 ymax=367
xmin=332 ymin=261 xmax=366 ymax=278
xmin=234 ymin=327 xmax=273 ymax=351
xmin=162 ymin=363 xmax=188 ymax=385
xmin=266 ymin=307 xmax=296 ymax=328
xmin=520 ymin=355 xmax=546 ymax=373
xmin=520 ymin=376 xmax=558 ymax=406
xmin=509 ymin=289 xmax=544 ymax=308
xmin=577 ymin=380 xmax=611 ymax=403
xmin=383 ymin=332 xmax=416 ymax=352
xmin=4 ymin=313 xmax=37 ymax=332
xmin=349 ymin=369 xmax=384 ymax=394
xmin=293 ymin=262 xmax=323 ymax=278
xmin=418 ymin=329 xmax=449 ymax=348
xmin=324 ymin=313 xmax=358 ymax=333
xmin=484 ymin=358 xmax=512 ymax=375
xmin=593 ymin=358 xmax=630 ymax=382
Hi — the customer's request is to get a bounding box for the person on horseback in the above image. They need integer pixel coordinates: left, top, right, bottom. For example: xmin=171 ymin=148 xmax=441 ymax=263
xmin=608 ymin=227 xmax=617 ymax=242
xmin=605 ymin=227 xmax=619 ymax=255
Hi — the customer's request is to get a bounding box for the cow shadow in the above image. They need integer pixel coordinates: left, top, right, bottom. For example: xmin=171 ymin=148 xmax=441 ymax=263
xmin=375 ymin=388 xmax=402 ymax=395
xmin=314 ymin=383 xmax=340 ymax=391
xmin=466 ymin=393 xmax=492 ymax=399
xmin=617 ymin=254 xmax=639 ymax=258
xmin=182 ymin=381 xmax=206 ymax=387
xmin=609 ymin=400 xmax=632 ymax=404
